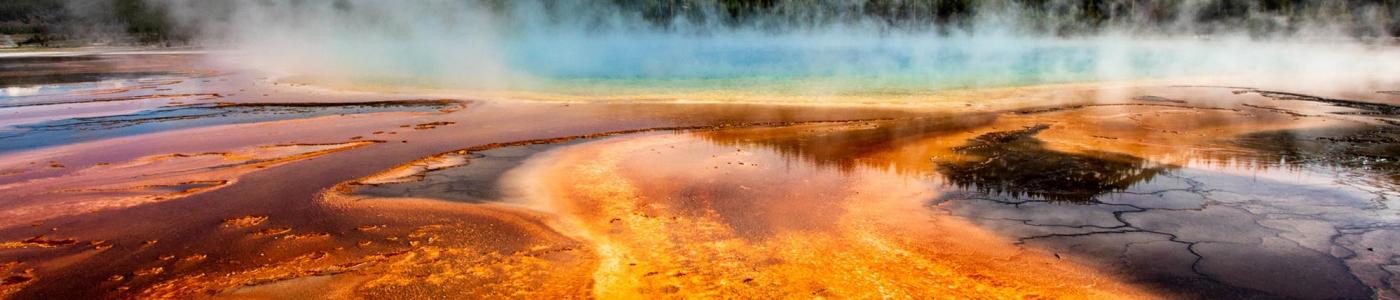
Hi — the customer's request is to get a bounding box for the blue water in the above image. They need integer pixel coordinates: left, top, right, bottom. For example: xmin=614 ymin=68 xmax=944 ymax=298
xmin=0 ymin=102 xmax=454 ymax=154
xmin=497 ymin=36 xmax=1243 ymax=93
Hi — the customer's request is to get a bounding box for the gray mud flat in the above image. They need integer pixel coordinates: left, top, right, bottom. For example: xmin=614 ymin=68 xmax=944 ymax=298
xmin=933 ymin=122 xmax=1400 ymax=299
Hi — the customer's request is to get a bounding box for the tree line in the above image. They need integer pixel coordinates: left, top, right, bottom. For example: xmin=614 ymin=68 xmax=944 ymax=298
xmin=2 ymin=0 xmax=1397 ymax=47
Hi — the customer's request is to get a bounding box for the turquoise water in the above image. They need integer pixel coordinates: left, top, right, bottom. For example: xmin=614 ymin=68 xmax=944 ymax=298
xmin=497 ymin=36 xmax=1273 ymax=95
xmin=206 ymin=0 xmax=1400 ymax=96
xmin=254 ymin=28 xmax=1396 ymax=96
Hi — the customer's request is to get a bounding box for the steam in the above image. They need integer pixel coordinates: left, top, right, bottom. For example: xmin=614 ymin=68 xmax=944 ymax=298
xmin=166 ymin=1 xmax=524 ymax=88
xmin=152 ymin=0 xmax=1400 ymax=95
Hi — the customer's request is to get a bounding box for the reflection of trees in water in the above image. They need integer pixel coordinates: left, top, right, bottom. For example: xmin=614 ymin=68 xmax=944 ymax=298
xmin=936 ymin=124 xmax=1173 ymax=203
xmin=696 ymin=116 xmax=1172 ymax=203
xmin=694 ymin=114 xmax=997 ymax=175
xmin=1233 ymin=125 xmax=1400 ymax=184
xmin=1223 ymin=89 xmax=1400 ymax=184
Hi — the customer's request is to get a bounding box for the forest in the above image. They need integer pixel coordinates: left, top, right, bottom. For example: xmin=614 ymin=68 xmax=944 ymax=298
xmin=2 ymin=0 xmax=1398 ymax=47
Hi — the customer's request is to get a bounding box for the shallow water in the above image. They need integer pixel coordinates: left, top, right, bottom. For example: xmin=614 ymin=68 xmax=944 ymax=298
xmin=2 ymin=52 xmax=1400 ymax=299
xmin=344 ymin=104 xmax=1400 ymax=298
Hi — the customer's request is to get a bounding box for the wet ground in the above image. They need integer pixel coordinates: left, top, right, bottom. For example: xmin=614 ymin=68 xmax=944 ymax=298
xmin=2 ymin=52 xmax=1400 ymax=299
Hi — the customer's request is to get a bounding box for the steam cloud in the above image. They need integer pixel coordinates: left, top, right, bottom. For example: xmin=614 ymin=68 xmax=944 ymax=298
xmin=152 ymin=0 xmax=1400 ymax=95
